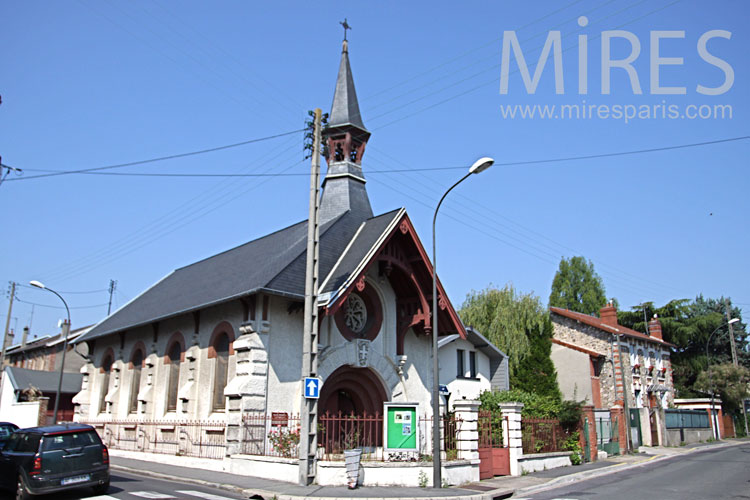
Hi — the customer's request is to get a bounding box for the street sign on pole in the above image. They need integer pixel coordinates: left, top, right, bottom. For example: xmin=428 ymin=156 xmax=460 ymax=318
xmin=304 ymin=377 xmax=321 ymax=399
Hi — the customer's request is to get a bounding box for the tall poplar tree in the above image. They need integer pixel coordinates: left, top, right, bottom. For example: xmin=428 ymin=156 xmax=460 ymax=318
xmin=549 ymin=256 xmax=607 ymax=315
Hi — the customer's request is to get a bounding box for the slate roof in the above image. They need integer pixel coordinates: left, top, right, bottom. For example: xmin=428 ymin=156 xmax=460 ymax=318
xmin=5 ymin=366 xmax=83 ymax=395
xmin=77 ymin=209 xmax=403 ymax=343
xmin=320 ymin=208 xmax=403 ymax=296
xmin=550 ymin=307 xmax=675 ymax=348
xmin=438 ymin=327 xmax=506 ymax=362
xmin=328 ymin=40 xmax=368 ymax=134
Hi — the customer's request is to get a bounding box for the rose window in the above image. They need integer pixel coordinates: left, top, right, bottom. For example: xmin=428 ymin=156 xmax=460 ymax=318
xmin=344 ymin=293 xmax=367 ymax=334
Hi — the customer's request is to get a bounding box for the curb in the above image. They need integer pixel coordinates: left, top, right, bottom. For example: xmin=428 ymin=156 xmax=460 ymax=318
xmin=113 ymin=463 xmax=507 ymax=500
xmin=110 ymin=464 xmax=247 ymax=497
xmin=241 ymin=489 xmax=509 ymax=500
xmin=516 ymin=440 xmax=747 ymax=496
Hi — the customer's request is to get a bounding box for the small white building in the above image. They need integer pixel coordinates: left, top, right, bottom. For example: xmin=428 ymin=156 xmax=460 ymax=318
xmin=438 ymin=326 xmax=508 ymax=406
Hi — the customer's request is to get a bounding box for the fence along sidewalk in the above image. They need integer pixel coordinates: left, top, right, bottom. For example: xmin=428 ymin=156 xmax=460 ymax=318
xmin=84 ymin=412 xmax=461 ymax=462
xmin=81 ymin=420 xmax=227 ymax=460
xmin=243 ymin=411 xmax=460 ymax=462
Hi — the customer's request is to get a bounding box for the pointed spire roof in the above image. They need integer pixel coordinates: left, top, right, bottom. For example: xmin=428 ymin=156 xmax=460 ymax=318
xmin=329 ymin=40 xmax=368 ymax=133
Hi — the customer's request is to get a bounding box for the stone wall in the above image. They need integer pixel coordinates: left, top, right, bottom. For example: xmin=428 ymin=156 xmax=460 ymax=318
xmin=552 ymin=315 xmax=620 ymax=408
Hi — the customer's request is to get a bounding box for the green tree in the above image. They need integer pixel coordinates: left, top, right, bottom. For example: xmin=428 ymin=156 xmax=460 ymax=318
xmin=458 ymin=285 xmax=545 ymax=377
xmin=459 ymin=285 xmax=560 ymax=398
xmin=512 ymin=317 xmax=562 ymax=400
xmin=548 ymin=256 xmax=607 ymax=315
xmin=617 ymin=296 xmax=748 ymax=398
xmin=695 ymin=363 xmax=750 ymax=413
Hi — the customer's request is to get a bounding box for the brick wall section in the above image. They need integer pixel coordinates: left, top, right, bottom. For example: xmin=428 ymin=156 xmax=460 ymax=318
xmin=610 ymin=406 xmax=628 ymax=452
xmin=37 ymin=397 xmax=49 ymax=426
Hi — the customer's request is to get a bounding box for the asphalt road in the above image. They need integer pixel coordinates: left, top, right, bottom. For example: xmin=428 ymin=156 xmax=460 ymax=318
xmin=0 ymin=470 xmax=246 ymax=500
xmin=518 ymin=442 xmax=750 ymax=500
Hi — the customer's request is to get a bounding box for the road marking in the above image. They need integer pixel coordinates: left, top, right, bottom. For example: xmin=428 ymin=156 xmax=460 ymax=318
xmin=87 ymin=496 xmax=118 ymax=500
xmin=129 ymin=493 xmax=177 ymax=499
xmin=177 ymin=490 xmax=238 ymax=500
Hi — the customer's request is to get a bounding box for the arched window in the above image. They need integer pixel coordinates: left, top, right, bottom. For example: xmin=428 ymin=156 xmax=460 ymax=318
xmin=212 ymin=333 xmax=229 ymax=411
xmin=166 ymin=339 xmax=183 ymax=412
xmin=129 ymin=347 xmax=145 ymax=414
xmin=99 ymin=351 xmax=114 ymax=415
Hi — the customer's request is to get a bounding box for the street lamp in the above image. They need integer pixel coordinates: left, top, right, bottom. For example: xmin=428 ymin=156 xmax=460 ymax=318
xmin=705 ymin=317 xmax=739 ymax=439
xmin=432 ymin=156 xmax=494 ymax=487
xmin=30 ymin=280 xmax=71 ymax=425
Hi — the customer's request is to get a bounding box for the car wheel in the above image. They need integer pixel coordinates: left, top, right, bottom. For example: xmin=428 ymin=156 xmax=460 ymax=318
xmin=92 ymin=480 xmax=110 ymax=495
xmin=15 ymin=475 xmax=31 ymax=500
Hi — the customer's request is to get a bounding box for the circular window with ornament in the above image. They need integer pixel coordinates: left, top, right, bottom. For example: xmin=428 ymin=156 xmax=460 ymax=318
xmin=334 ymin=281 xmax=383 ymax=341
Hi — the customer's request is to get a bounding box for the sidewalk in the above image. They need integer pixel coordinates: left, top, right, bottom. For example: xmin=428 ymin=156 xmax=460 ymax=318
xmin=109 ymin=438 xmax=749 ymax=500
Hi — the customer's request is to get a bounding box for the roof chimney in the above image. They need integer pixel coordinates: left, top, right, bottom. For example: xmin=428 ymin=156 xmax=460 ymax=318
xmin=600 ymin=302 xmax=618 ymax=327
xmin=648 ymin=314 xmax=663 ymax=341
xmin=21 ymin=326 xmax=29 ymax=347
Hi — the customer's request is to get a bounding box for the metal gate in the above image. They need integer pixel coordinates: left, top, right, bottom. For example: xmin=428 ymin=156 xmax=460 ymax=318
xmin=629 ymin=409 xmax=642 ymax=448
xmin=478 ymin=411 xmax=509 ymax=479
xmin=596 ymin=410 xmax=619 ymax=455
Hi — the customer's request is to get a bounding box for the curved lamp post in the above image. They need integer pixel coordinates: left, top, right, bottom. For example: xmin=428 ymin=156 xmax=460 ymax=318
xmin=705 ymin=317 xmax=739 ymax=439
xmin=432 ymin=157 xmax=494 ymax=488
xmin=30 ymin=280 xmax=70 ymax=425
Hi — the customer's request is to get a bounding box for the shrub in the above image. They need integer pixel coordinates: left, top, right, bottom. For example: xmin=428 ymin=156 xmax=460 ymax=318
xmin=268 ymin=427 xmax=300 ymax=458
xmin=562 ymin=431 xmax=583 ymax=465
xmin=479 ymin=389 xmax=561 ymax=418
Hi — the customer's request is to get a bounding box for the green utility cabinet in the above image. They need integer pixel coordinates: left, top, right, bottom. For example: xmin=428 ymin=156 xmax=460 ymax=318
xmin=384 ymin=403 xmax=419 ymax=451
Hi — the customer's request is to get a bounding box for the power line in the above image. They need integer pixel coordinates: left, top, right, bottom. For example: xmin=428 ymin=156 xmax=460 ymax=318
xmin=13 ymin=135 xmax=746 ymax=180
xmin=15 ymin=298 xmax=109 ymax=310
xmin=4 ymin=128 xmax=305 ymax=182
xmin=15 ymin=283 xmax=109 ymax=294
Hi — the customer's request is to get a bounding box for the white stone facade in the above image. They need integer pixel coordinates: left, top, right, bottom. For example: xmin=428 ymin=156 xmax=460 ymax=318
xmin=75 ymin=268 xmax=437 ymax=430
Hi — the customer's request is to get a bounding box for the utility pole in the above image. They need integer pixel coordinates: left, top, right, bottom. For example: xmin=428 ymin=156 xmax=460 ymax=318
xmin=724 ymin=298 xmax=750 ymax=436
xmin=299 ymin=108 xmax=322 ymax=486
xmin=107 ymin=280 xmax=117 ymax=315
xmin=724 ymin=298 xmax=738 ymax=367
xmin=1 ymin=282 xmax=16 ymax=370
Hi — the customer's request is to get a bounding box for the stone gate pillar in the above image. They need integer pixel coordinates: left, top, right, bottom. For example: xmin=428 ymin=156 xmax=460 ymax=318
xmin=452 ymin=400 xmax=480 ymax=461
xmin=610 ymin=406 xmax=627 ymax=454
xmin=499 ymin=402 xmax=524 ymax=476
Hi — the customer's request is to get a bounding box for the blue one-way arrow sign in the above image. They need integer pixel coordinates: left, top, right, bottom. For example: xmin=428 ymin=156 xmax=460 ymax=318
xmin=304 ymin=377 xmax=321 ymax=399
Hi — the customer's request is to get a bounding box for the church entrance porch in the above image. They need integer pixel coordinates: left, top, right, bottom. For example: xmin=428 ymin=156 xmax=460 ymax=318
xmin=318 ymin=366 xmax=388 ymax=455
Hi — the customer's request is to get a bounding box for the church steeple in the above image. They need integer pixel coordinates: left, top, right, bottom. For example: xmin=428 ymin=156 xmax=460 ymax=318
xmin=319 ymin=36 xmax=373 ymax=224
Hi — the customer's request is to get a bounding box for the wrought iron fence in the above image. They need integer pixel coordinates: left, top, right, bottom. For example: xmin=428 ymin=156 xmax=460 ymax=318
xmin=81 ymin=420 xmax=226 ymax=460
xmin=521 ymin=417 xmax=567 ymax=454
xmin=241 ymin=412 xmax=301 ymax=458
xmin=239 ymin=412 xmax=459 ymax=462
xmin=478 ymin=410 xmax=505 ymax=448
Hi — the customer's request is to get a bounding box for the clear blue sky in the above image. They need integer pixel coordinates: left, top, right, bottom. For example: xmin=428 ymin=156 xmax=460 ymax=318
xmin=1 ymin=0 xmax=748 ymax=340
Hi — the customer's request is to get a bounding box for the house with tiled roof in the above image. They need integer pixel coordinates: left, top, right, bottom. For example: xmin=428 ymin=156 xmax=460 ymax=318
xmin=550 ymin=303 xmax=675 ymax=448
xmin=70 ymin=39 xmax=483 ymax=485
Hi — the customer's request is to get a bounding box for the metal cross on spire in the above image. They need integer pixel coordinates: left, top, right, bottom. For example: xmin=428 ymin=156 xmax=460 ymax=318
xmin=340 ymin=18 xmax=351 ymax=41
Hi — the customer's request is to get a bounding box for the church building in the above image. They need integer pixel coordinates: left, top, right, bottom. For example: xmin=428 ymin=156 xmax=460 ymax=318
xmin=72 ymin=38 xmax=471 ymax=462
